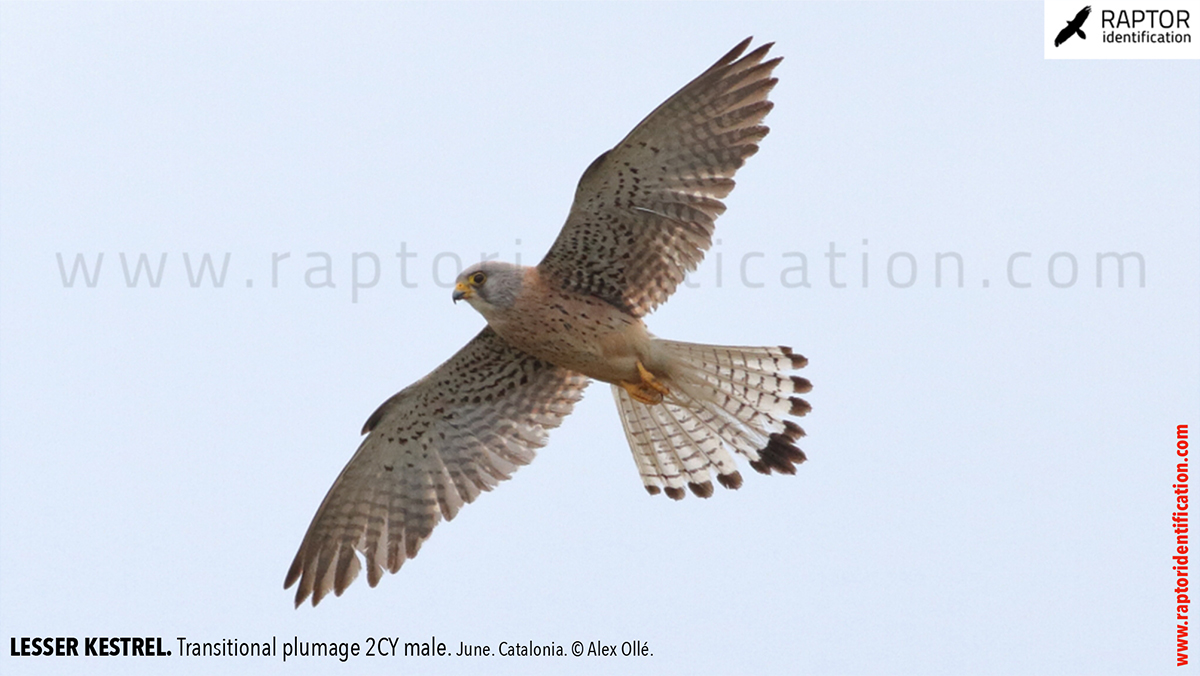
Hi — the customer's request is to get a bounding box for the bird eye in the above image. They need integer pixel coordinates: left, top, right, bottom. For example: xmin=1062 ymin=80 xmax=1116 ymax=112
xmin=471 ymin=272 xmax=487 ymax=285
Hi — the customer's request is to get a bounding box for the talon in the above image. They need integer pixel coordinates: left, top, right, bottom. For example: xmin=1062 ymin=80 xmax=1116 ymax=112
xmin=636 ymin=361 xmax=671 ymax=396
xmin=621 ymin=360 xmax=670 ymax=405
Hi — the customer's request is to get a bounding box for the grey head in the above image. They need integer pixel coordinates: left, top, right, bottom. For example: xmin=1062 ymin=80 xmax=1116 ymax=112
xmin=452 ymin=260 xmax=525 ymax=313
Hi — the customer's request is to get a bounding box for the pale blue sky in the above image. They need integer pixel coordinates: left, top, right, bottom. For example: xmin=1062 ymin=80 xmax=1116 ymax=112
xmin=2 ymin=3 xmax=1198 ymax=675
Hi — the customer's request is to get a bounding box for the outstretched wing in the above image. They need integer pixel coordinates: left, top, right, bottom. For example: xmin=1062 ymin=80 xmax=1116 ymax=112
xmin=284 ymin=327 xmax=589 ymax=606
xmin=537 ymin=38 xmax=781 ymax=318
xmin=1054 ymin=24 xmax=1075 ymax=46
xmin=1074 ymin=5 xmax=1092 ymax=25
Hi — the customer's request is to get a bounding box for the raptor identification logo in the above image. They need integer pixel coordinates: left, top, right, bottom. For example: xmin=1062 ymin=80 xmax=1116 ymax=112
xmin=1045 ymin=0 xmax=1200 ymax=58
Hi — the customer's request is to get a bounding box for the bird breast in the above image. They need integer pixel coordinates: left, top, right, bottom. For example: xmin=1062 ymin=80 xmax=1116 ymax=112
xmin=479 ymin=268 xmax=656 ymax=385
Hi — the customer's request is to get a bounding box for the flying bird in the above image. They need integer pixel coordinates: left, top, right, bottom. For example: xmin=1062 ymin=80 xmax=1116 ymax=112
xmin=285 ymin=38 xmax=812 ymax=607
xmin=1055 ymin=5 xmax=1092 ymax=47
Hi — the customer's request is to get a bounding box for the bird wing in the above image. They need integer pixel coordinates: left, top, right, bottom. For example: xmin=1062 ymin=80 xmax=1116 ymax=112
xmin=537 ymin=38 xmax=780 ymax=318
xmin=1055 ymin=23 xmax=1075 ymax=47
xmin=1075 ymin=5 xmax=1092 ymax=25
xmin=284 ymin=327 xmax=589 ymax=606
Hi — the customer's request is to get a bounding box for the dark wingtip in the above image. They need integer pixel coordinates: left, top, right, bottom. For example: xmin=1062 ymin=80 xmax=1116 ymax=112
xmin=727 ymin=36 xmax=754 ymax=61
xmin=664 ymin=486 xmax=686 ymax=501
xmin=789 ymin=397 xmax=812 ymax=417
xmin=285 ymin=557 xmax=310 ymax=609
xmin=780 ymin=346 xmax=809 ymax=369
xmin=791 ymin=376 xmax=813 ymax=394
xmin=707 ymin=38 xmax=754 ymax=73
xmin=751 ymin=431 xmax=808 ymax=476
xmin=284 ymin=558 xmax=301 ymax=590
xmin=645 ymin=484 xmax=661 ymax=496
xmin=688 ymin=481 xmax=714 ymax=498
xmin=716 ymin=38 xmax=778 ymax=73
xmin=717 ymin=471 xmax=744 ymax=490
xmin=739 ymin=41 xmax=776 ymax=69
xmin=783 ymin=420 xmax=806 ymax=440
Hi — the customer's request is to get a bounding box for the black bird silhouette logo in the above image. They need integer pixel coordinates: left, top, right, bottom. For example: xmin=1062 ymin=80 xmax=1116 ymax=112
xmin=1055 ymin=5 xmax=1092 ymax=47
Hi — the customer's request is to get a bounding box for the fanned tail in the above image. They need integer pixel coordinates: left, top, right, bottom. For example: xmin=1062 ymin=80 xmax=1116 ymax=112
xmin=612 ymin=341 xmax=811 ymax=499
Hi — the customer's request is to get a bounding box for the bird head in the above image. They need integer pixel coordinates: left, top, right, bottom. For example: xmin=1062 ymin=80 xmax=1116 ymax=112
xmin=453 ymin=261 xmax=525 ymax=315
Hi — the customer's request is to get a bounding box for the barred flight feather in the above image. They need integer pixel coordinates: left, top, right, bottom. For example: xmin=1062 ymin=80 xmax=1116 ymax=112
xmin=612 ymin=341 xmax=810 ymax=499
xmin=285 ymin=328 xmax=589 ymax=607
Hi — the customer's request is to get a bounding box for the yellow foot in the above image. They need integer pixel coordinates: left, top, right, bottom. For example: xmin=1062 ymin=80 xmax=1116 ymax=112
xmin=621 ymin=360 xmax=671 ymax=405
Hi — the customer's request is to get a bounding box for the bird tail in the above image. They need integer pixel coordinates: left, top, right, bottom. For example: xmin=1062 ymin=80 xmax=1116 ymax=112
xmin=1078 ymin=29 xmax=1087 ymax=40
xmin=611 ymin=341 xmax=811 ymax=499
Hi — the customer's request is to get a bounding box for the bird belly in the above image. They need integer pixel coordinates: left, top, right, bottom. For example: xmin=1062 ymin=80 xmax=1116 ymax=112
xmin=486 ymin=292 xmax=656 ymax=385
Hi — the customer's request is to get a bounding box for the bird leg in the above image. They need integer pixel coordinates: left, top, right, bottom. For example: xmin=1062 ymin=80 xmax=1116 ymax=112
xmin=621 ymin=360 xmax=671 ymax=405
